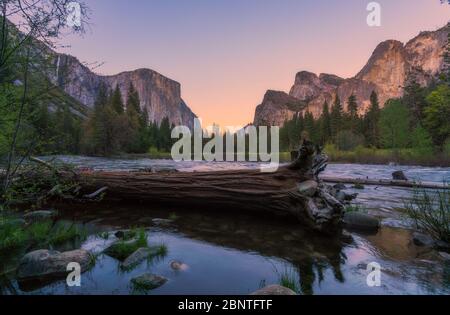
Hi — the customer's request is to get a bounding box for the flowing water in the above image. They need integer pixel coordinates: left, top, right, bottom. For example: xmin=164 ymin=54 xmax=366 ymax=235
xmin=1 ymin=156 xmax=449 ymax=295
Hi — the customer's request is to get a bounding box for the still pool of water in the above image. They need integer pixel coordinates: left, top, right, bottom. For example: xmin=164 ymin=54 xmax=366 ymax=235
xmin=1 ymin=157 xmax=449 ymax=295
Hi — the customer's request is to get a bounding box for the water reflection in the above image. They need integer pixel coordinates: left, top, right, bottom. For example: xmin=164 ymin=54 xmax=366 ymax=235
xmin=0 ymin=203 xmax=446 ymax=295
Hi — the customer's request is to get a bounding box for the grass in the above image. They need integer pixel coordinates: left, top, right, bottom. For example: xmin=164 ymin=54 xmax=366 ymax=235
xmin=104 ymin=228 xmax=148 ymax=260
xmin=48 ymin=223 xmax=87 ymax=245
xmin=404 ymin=185 xmax=450 ymax=243
xmin=0 ymin=216 xmax=88 ymax=252
xmin=316 ymin=144 xmax=450 ymax=167
xmin=278 ymin=268 xmax=300 ymax=294
xmin=0 ymin=217 xmax=28 ymax=251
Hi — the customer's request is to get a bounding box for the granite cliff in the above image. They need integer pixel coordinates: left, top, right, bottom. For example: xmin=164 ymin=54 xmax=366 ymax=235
xmin=254 ymin=24 xmax=449 ymax=126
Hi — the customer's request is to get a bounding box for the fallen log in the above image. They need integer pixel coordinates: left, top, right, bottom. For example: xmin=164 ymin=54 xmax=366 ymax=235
xmin=75 ymin=141 xmax=344 ymax=233
xmin=320 ymin=176 xmax=448 ymax=189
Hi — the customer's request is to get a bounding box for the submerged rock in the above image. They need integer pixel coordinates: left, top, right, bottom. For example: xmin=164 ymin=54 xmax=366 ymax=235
xmin=131 ymin=273 xmax=167 ymax=290
xmin=170 ymin=260 xmax=189 ymax=271
xmin=121 ymin=247 xmax=163 ymax=270
xmin=298 ymin=180 xmax=318 ymax=197
xmin=343 ymin=212 xmax=380 ymax=231
xmin=17 ymin=249 xmax=92 ymax=280
xmin=250 ymin=285 xmax=297 ymax=295
xmin=412 ymin=232 xmax=435 ymax=247
xmin=152 ymin=218 xmax=173 ymax=226
xmin=23 ymin=210 xmax=56 ymax=222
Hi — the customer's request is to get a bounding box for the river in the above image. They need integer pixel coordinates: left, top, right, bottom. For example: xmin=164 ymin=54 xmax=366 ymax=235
xmin=1 ymin=156 xmax=449 ymax=295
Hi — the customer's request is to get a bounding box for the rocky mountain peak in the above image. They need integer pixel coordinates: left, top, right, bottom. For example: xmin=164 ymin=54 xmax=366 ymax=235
xmin=254 ymin=24 xmax=449 ymax=126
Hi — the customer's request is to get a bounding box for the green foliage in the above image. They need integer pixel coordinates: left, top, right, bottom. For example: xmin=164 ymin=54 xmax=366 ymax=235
xmin=0 ymin=217 xmax=87 ymax=252
xmin=0 ymin=217 xmax=28 ymax=251
xmin=411 ymin=125 xmax=434 ymax=158
xmin=405 ymin=185 xmax=450 ymax=243
xmin=424 ymin=84 xmax=450 ymax=147
xmin=379 ymin=99 xmax=410 ymax=149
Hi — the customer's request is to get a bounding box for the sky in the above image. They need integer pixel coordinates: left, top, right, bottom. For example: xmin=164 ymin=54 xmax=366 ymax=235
xmin=60 ymin=0 xmax=450 ymax=127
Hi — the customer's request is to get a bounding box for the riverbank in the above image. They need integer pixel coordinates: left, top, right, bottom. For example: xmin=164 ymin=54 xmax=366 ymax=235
xmin=323 ymin=147 xmax=450 ymax=167
xmin=110 ymin=149 xmax=450 ymax=167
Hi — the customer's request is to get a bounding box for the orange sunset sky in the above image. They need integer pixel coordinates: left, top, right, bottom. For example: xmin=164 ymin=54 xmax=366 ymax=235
xmin=61 ymin=0 xmax=450 ymax=127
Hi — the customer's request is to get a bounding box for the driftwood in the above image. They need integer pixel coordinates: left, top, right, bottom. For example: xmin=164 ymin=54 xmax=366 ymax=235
xmin=75 ymin=141 xmax=344 ymax=233
xmin=321 ymin=177 xmax=448 ymax=189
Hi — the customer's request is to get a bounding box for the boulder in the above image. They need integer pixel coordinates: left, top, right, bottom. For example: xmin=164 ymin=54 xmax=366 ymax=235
xmin=392 ymin=171 xmax=408 ymax=181
xmin=343 ymin=212 xmax=380 ymax=231
xmin=131 ymin=273 xmax=167 ymax=290
xmin=121 ymin=247 xmax=163 ymax=270
xmin=17 ymin=249 xmax=92 ymax=280
xmin=412 ymin=232 xmax=435 ymax=247
xmin=23 ymin=210 xmax=56 ymax=222
xmin=250 ymin=285 xmax=297 ymax=295
xmin=170 ymin=260 xmax=189 ymax=271
xmin=298 ymin=180 xmax=318 ymax=197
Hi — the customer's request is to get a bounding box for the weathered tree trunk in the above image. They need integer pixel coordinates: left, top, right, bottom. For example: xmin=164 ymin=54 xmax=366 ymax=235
xmin=75 ymin=141 xmax=343 ymax=233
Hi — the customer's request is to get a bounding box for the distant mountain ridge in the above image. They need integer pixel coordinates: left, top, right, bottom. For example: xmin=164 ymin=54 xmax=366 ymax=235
xmin=254 ymin=24 xmax=449 ymax=126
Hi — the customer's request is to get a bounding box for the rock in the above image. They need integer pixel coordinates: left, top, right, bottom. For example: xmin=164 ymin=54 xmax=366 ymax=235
xmin=170 ymin=260 xmax=189 ymax=271
xmin=121 ymin=247 xmax=163 ymax=270
xmin=131 ymin=273 xmax=167 ymax=290
xmin=54 ymin=54 xmax=197 ymax=129
xmin=438 ymin=252 xmax=450 ymax=260
xmin=335 ymin=191 xmax=347 ymax=203
xmin=434 ymin=240 xmax=450 ymax=252
xmin=1 ymin=218 xmax=26 ymax=228
xmin=152 ymin=218 xmax=173 ymax=226
xmin=17 ymin=249 xmax=92 ymax=280
xmin=412 ymin=232 xmax=435 ymax=247
xmin=104 ymin=238 xmax=146 ymax=261
xmin=250 ymin=285 xmax=297 ymax=295
xmin=23 ymin=210 xmax=56 ymax=222
xmin=333 ymin=183 xmax=347 ymax=191
xmin=297 ymin=180 xmax=318 ymax=197
xmin=340 ymin=230 xmax=354 ymax=244
xmin=392 ymin=171 xmax=408 ymax=181
xmin=114 ymin=230 xmax=136 ymax=240
xmin=343 ymin=212 xmax=380 ymax=231
xmin=252 ymin=25 xmax=448 ymax=124
xmin=352 ymin=183 xmax=365 ymax=190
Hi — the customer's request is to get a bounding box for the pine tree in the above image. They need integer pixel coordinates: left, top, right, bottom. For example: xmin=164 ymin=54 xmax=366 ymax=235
xmin=330 ymin=95 xmax=343 ymax=141
xmin=364 ymin=91 xmax=381 ymax=147
xmin=347 ymin=94 xmax=359 ymax=133
xmin=111 ymin=85 xmax=124 ymax=114
xmin=320 ymin=101 xmax=331 ymax=144
xmin=403 ymin=71 xmax=426 ymax=125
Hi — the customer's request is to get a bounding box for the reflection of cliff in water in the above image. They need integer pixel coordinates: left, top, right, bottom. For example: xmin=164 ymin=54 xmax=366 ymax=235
xmin=167 ymin=210 xmax=347 ymax=295
xmin=60 ymin=204 xmax=348 ymax=295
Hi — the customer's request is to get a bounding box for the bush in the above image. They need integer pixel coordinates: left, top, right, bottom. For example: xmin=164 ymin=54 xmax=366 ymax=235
xmin=405 ymin=185 xmax=450 ymax=243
